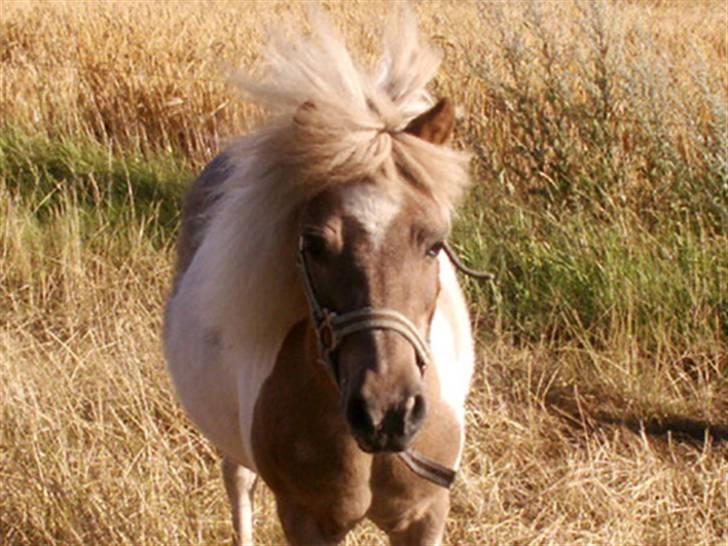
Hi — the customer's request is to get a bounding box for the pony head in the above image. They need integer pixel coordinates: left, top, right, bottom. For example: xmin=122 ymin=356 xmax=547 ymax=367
xmin=297 ymin=97 xmax=459 ymax=451
xmin=206 ymin=9 xmax=471 ymax=453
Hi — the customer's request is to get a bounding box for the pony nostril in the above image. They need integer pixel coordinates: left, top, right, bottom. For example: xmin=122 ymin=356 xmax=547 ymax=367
xmin=408 ymin=394 xmax=426 ymax=427
xmin=346 ymin=396 xmax=374 ymax=435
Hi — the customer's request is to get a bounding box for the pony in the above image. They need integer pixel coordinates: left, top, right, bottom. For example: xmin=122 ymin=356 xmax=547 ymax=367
xmin=163 ymin=10 xmax=475 ymax=546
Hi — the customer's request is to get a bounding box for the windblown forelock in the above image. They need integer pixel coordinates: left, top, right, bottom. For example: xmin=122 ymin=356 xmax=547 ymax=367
xmin=229 ymin=8 xmax=471 ymax=213
xmin=193 ymin=8 xmax=470 ymax=348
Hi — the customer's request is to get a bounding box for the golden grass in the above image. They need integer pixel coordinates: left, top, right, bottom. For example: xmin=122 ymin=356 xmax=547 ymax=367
xmin=1 ymin=1 xmax=726 ymax=544
xmin=2 ymin=0 xmax=725 ymax=165
xmin=1 ymin=201 xmax=725 ymax=543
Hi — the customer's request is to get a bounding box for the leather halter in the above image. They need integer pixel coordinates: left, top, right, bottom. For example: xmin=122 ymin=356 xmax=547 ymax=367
xmin=296 ymin=236 xmax=457 ymax=489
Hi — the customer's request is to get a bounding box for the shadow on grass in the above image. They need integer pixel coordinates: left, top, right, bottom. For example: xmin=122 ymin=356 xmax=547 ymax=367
xmin=544 ymin=387 xmax=728 ymax=446
xmin=0 ymin=128 xmax=193 ymax=243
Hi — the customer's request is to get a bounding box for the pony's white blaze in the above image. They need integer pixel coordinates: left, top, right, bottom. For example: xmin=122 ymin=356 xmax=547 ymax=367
xmin=429 ymin=253 xmax=475 ymax=467
xmin=341 ymin=184 xmax=401 ymax=249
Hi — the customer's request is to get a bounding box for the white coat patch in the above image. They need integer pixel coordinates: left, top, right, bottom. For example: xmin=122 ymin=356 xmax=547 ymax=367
xmin=428 ymin=254 xmax=475 ymax=467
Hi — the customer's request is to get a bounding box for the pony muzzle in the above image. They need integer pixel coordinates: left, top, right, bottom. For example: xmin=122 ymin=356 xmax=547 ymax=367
xmin=340 ymin=336 xmax=428 ymax=454
xmin=346 ymin=389 xmax=427 ymax=453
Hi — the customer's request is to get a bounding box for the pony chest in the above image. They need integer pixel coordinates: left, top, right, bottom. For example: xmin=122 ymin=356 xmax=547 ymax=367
xmin=250 ymin=322 xmax=371 ymax=501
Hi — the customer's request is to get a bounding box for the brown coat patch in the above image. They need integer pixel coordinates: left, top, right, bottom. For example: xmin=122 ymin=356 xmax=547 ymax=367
xmin=252 ymin=319 xmax=461 ymax=541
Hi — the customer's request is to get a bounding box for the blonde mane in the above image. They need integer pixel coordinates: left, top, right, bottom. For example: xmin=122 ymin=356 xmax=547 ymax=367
xmin=190 ymin=9 xmax=471 ymax=341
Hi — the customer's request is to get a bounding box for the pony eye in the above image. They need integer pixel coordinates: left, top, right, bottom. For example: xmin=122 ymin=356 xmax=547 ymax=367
xmin=301 ymin=232 xmax=328 ymax=259
xmin=426 ymin=241 xmax=444 ymax=258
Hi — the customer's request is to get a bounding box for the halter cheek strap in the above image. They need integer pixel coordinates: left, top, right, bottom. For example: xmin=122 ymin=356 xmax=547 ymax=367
xmin=296 ymin=237 xmax=456 ymax=489
xmin=298 ymin=239 xmax=432 ymax=373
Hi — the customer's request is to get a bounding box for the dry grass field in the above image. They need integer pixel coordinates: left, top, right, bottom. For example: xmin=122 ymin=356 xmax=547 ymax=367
xmin=1 ymin=1 xmax=726 ymax=545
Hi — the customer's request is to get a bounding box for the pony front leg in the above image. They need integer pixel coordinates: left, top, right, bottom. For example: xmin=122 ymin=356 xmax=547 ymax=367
xmin=385 ymin=492 xmax=450 ymax=546
xmin=222 ymin=457 xmax=259 ymax=546
xmin=276 ymin=496 xmax=355 ymax=546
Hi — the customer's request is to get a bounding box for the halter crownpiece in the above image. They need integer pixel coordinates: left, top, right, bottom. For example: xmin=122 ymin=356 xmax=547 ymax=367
xmin=296 ymin=235 xmax=461 ymax=489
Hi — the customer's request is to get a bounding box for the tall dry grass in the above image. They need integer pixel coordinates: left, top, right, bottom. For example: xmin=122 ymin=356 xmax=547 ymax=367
xmin=1 ymin=1 xmax=726 ymax=545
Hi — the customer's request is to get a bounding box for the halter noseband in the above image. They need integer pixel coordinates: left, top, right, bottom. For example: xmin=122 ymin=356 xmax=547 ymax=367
xmin=296 ymin=235 xmax=456 ymax=489
xmin=297 ymin=237 xmax=431 ymax=377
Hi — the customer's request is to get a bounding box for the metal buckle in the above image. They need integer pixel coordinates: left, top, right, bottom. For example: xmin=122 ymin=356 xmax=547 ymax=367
xmin=317 ymin=309 xmax=338 ymax=354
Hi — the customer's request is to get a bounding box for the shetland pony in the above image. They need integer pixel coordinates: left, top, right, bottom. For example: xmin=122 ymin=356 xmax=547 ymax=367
xmin=164 ymin=11 xmax=475 ymax=546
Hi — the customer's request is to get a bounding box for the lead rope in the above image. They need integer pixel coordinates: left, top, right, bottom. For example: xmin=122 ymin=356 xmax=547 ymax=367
xmin=442 ymin=241 xmax=495 ymax=281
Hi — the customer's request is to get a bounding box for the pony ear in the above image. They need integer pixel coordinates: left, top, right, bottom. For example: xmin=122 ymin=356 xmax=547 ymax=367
xmin=294 ymin=100 xmax=317 ymax=125
xmin=403 ymin=98 xmax=455 ymax=145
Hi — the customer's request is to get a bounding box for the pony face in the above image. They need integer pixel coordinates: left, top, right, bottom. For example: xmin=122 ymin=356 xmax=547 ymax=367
xmin=295 ymin=97 xmax=458 ymax=454
xmin=299 ymin=178 xmax=449 ymax=453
